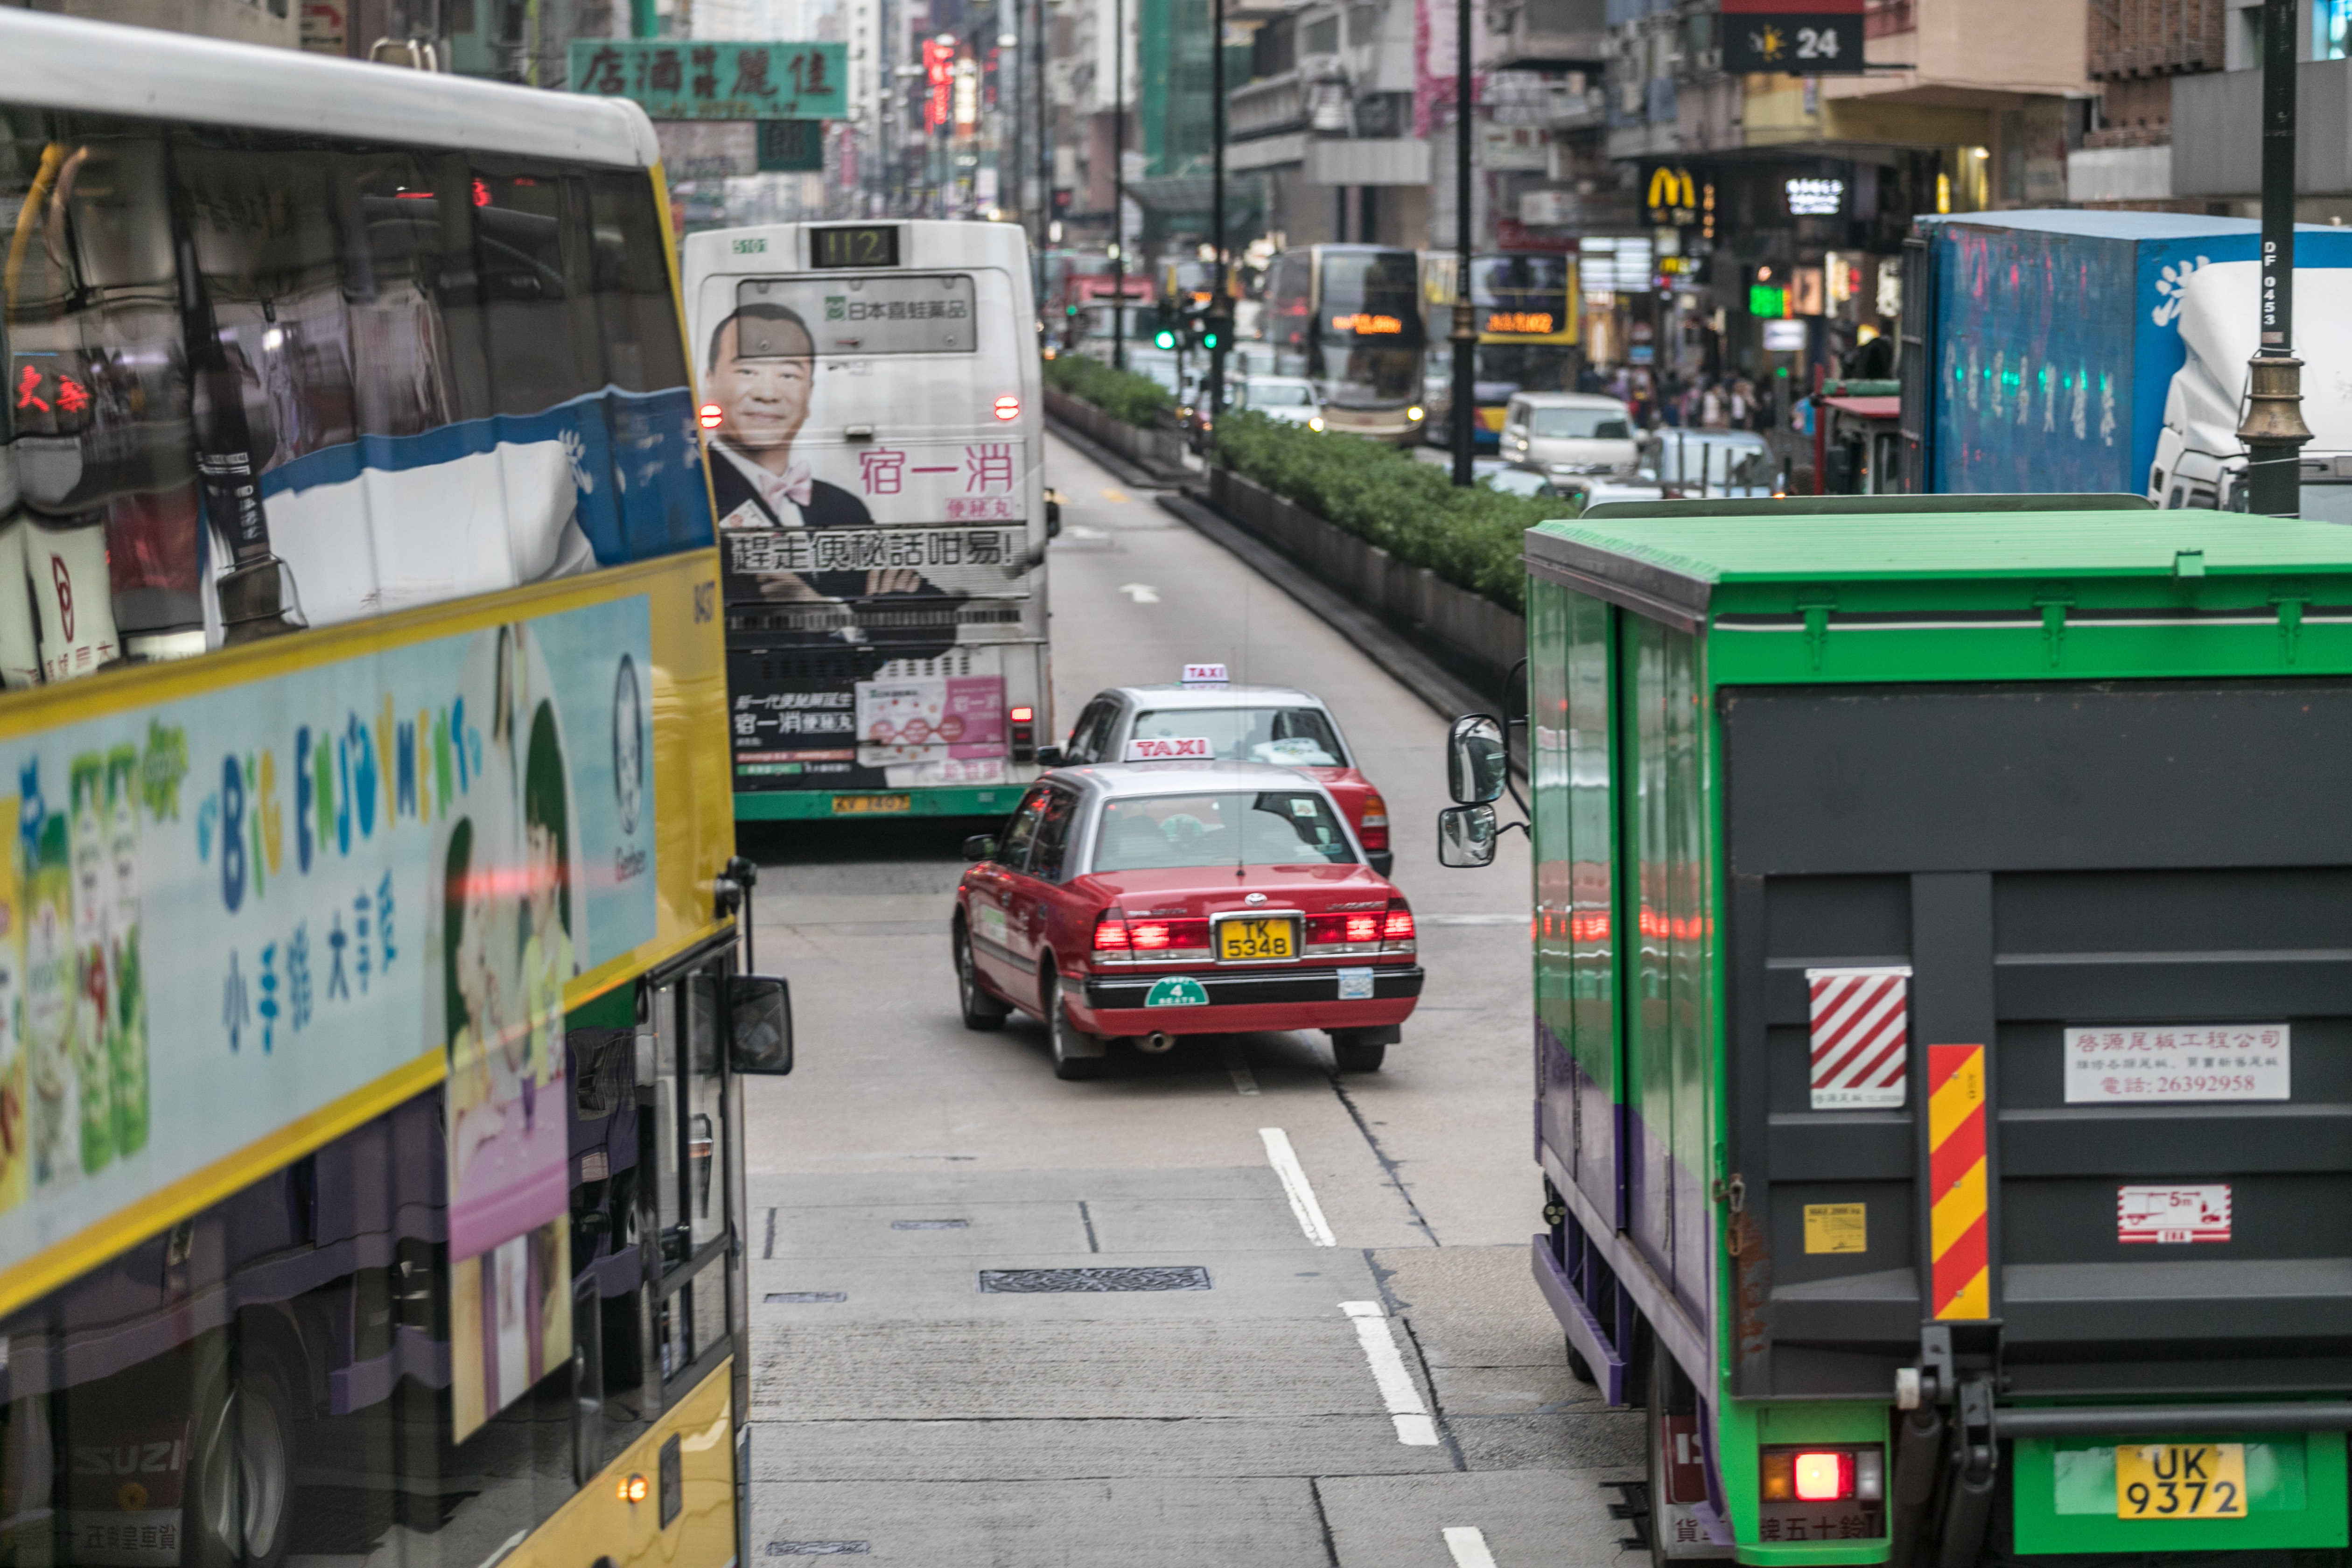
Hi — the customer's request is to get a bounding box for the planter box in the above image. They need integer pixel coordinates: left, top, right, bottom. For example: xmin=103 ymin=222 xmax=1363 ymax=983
xmin=1208 ymin=467 xmax=1526 ymax=704
xmin=1043 ymin=387 xmax=1190 ymax=482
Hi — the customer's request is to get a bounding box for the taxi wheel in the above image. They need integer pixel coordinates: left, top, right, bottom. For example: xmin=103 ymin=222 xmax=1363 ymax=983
xmin=1047 ymin=992 xmax=1104 ymax=1081
xmin=954 ymin=922 xmax=1008 ymax=1031
xmin=1331 ymin=1031 xmax=1387 ymax=1072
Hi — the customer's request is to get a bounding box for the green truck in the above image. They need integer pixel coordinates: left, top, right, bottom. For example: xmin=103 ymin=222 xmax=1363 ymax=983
xmin=1439 ymin=497 xmax=2352 ymax=1566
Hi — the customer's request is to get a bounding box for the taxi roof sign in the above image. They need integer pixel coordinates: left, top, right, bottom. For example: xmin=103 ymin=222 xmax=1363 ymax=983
xmin=1125 ymin=736 xmax=1213 ymax=762
xmin=1182 ymin=663 xmax=1228 ymax=687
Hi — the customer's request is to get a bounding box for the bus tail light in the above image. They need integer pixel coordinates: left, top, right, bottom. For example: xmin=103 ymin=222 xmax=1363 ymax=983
xmin=1009 ymin=705 xmax=1037 ymax=761
xmin=1358 ymin=792 xmax=1389 ymax=851
xmin=698 ymin=403 xmax=723 ymax=430
xmin=994 ymin=394 xmax=1021 ymax=420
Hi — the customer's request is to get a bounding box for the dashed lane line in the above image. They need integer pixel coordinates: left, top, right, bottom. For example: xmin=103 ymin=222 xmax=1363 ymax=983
xmin=1443 ymin=1526 xmax=1499 ymax=1568
xmin=1341 ymin=1300 xmax=1441 ymax=1446
xmin=1260 ymin=1127 xmax=1337 ymax=1246
xmin=1221 ymin=1037 xmax=1262 ymax=1096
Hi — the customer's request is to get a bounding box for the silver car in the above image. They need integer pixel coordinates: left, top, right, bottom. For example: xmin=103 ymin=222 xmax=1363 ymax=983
xmin=1500 ymin=392 xmax=1638 ymax=477
xmin=1237 ymin=376 xmax=1323 ymax=430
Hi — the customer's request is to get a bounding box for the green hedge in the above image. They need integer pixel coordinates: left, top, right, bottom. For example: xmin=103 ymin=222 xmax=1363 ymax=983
xmin=1211 ymin=411 xmax=1570 ymax=615
xmin=1041 ymin=351 xmax=1174 ymax=427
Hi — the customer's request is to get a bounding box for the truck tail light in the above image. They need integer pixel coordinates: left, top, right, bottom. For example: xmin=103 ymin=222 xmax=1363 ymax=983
xmin=1093 ymin=912 xmax=1131 ymax=953
xmin=1010 ymin=705 xmax=1037 ymax=761
xmin=1381 ymin=900 xmax=1415 ymax=951
xmin=1762 ymin=1446 xmax=1882 ymax=1504
xmin=1358 ymin=791 xmax=1389 ymax=851
xmin=1793 ymin=1452 xmax=1852 ymax=1501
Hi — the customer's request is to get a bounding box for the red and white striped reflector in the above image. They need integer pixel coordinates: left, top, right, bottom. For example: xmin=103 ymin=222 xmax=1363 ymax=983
xmin=1807 ymin=966 xmax=1911 ymax=1110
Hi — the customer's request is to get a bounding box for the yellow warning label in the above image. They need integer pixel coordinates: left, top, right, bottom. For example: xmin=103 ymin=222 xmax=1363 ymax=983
xmin=1804 ymin=1203 xmax=1868 ymax=1254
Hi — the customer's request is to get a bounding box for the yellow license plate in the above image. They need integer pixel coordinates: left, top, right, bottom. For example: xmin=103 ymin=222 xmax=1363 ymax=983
xmin=833 ymin=793 xmax=912 ymax=815
xmin=1218 ymin=917 xmax=1297 ymax=961
xmin=2116 ymin=1443 xmax=2247 ymax=1519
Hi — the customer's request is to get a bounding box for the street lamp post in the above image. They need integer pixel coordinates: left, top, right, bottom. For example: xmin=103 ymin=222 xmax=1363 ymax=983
xmin=1204 ymin=0 xmax=1230 ymax=432
xmin=2239 ymin=0 xmax=2311 ymax=514
xmin=1112 ymin=0 xmax=1128 ymax=371
xmin=1448 ymin=0 xmax=1475 ymax=487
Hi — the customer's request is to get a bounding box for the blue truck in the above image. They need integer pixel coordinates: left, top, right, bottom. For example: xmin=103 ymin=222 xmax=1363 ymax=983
xmin=1899 ymin=211 xmax=2352 ymax=501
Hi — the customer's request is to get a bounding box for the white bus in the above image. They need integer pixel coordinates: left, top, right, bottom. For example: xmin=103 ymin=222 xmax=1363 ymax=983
xmin=681 ymin=220 xmax=1051 ymax=821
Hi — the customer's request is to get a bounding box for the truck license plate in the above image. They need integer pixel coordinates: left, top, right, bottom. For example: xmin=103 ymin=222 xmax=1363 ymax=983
xmin=1218 ymin=917 xmax=1296 ymax=961
xmin=2116 ymin=1443 xmax=2247 ymax=1519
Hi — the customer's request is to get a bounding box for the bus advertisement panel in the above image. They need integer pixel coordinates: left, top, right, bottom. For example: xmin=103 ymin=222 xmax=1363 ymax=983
xmin=685 ymin=221 xmax=1050 ymax=819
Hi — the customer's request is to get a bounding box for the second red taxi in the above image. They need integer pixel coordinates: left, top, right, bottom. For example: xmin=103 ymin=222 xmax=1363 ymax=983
xmin=952 ymin=762 xmax=1423 ymax=1078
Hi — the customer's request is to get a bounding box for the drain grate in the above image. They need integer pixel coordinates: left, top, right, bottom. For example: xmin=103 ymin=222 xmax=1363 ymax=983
xmin=764 ymin=1291 xmax=847 ymax=1304
xmin=765 ymin=1544 xmax=868 ymax=1556
xmin=891 ymin=1219 xmax=968 ymax=1230
xmin=977 ymin=1266 xmax=1211 ymax=1293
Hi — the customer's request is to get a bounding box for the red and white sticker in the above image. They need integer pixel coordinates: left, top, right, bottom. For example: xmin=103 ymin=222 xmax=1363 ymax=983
xmin=1181 ymin=663 xmax=1229 ymax=687
xmin=2118 ymin=1184 xmax=2231 ymax=1245
xmin=1125 ymin=735 xmax=1212 ymax=761
xmin=1807 ymin=966 xmax=1911 ymax=1110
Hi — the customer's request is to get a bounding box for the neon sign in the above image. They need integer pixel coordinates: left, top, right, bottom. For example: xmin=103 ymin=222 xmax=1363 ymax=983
xmin=1483 ymin=311 xmax=1555 ymax=335
xmin=1330 ymin=313 xmax=1403 ymax=334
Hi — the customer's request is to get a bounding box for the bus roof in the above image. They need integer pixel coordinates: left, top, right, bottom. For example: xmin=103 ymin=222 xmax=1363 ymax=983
xmin=0 ymin=8 xmax=660 ymax=168
xmin=1527 ymin=509 xmax=2352 ymax=618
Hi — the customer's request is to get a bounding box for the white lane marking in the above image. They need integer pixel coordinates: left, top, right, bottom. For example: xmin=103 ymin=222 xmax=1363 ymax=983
xmin=1443 ymin=1526 xmax=1498 ymax=1568
xmin=1340 ymin=1300 xmax=1440 ymax=1445
xmin=1221 ymin=1038 xmax=1261 ymax=1096
xmin=1260 ymin=1127 xmax=1337 ymax=1246
xmin=1117 ymin=581 xmax=1161 ymax=602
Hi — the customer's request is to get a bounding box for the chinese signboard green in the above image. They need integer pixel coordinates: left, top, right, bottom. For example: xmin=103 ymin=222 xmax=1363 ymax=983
xmin=567 ymin=41 xmax=847 ymax=120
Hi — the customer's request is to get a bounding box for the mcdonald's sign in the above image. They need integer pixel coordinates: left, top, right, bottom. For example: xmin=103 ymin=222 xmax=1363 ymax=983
xmin=1646 ymin=166 xmax=1698 ymax=225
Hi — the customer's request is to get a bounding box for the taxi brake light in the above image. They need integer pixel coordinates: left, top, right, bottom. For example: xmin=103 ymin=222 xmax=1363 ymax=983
xmin=1130 ymin=921 xmax=1171 ymax=950
xmin=1347 ymin=914 xmax=1380 ymax=942
xmin=1382 ymin=903 xmax=1415 ymax=942
xmin=1359 ymin=791 xmax=1389 ymax=850
xmin=1793 ymin=1451 xmax=1852 ymax=1502
xmin=698 ymin=403 xmax=724 ymax=430
xmin=1093 ymin=913 xmax=1132 ymax=951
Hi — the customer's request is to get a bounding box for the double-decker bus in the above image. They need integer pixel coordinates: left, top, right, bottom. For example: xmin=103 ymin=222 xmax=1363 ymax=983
xmin=682 ymin=221 xmax=1051 ymax=821
xmin=1419 ymin=252 xmax=1579 ymax=450
xmin=1265 ymin=245 xmax=1427 ymax=444
xmin=0 ymin=19 xmax=782 ymax=1568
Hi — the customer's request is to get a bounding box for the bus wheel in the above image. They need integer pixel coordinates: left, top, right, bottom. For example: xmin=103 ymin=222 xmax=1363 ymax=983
xmin=191 ymin=1333 xmax=296 ymax=1568
xmin=954 ymin=921 xmax=1008 ymax=1031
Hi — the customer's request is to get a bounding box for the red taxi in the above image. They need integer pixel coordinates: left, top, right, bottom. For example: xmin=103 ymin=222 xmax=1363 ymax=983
xmin=1043 ymin=679 xmax=1394 ymax=875
xmin=952 ymin=762 xmax=1423 ymax=1079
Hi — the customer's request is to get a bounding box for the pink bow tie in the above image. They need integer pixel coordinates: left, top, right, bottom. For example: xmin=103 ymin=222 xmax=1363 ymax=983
xmin=750 ymin=459 xmax=813 ymax=512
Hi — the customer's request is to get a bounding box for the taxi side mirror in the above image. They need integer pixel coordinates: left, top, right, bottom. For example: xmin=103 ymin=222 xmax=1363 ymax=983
xmin=729 ymin=975 xmax=793 ymax=1075
xmin=1447 ymin=714 xmax=1509 ymax=805
xmin=1437 ymin=804 xmax=1498 ymax=868
xmin=962 ymin=833 xmax=998 ymax=861
xmin=1035 ymin=745 xmax=1064 ymax=767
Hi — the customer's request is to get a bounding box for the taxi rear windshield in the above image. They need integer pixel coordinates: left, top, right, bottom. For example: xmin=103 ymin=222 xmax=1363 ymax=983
xmin=1094 ymin=791 xmax=1356 ymax=871
xmin=1131 ymin=707 xmax=1346 ymax=767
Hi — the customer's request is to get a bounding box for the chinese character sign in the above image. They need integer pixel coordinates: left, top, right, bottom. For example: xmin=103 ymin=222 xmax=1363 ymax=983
xmin=0 ymin=591 xmax=659 ymax=1444
xmin=567 ymin=41 xmax=848 ymax=120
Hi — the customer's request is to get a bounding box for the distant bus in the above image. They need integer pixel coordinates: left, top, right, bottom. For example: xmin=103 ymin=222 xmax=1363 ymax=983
xmin=1266 ymin=245 xmax=1428 ymax=444
xmin=682 ymin=220 xmax=1051 ymax=821
xmin=1420 ymin=252 xmax=1580 ymax=450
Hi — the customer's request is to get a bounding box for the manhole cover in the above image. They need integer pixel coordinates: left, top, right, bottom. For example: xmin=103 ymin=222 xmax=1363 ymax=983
xmin=977 ymin=1266 xmax=1211 ymax=1293
xmin=764 ymin=1291 xmax=847 ymax=1304
xmin=891 ymin=1219 xmax=968 ymax=1230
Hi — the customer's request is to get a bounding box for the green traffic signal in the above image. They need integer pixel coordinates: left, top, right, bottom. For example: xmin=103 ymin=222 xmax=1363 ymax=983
xmin=1201 ymin=331 xmax=1219 ymax=349
xmin=1155 ymin=329 xmax=1176 ymax=350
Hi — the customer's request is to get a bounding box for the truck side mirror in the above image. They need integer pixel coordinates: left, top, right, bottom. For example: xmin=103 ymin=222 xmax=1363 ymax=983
xmin=1437 ymin=804 xmax=1498 ymax=868
xmin=729 ymin=975 xmax=793 ymax=1075
xmin=1447 ymin=713 xmax=1508 ymax=805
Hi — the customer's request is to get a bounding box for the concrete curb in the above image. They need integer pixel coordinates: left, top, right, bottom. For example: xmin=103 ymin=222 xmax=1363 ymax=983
xmin=1043 ymin=387 xmax=1192 ymax=486
xmin=1044 ymin=409 xmax=1174 ymax=493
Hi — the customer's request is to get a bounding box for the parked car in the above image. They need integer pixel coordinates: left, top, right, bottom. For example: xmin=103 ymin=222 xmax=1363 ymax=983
xmin=1500 ymin=392 xmax=1638 ymax=476
xmin=1050 ymin=681 xmax=1393 ymax=875
xmin=953 ymin=763 xmax=1423 ymax=1078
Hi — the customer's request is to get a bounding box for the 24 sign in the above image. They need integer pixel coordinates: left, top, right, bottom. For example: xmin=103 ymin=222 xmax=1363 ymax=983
xmin=1719 ymin=5 xmax=1864 ymax=73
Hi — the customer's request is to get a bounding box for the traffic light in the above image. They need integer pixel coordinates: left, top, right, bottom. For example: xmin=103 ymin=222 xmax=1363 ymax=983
xmin=1154 ymin=328 xmax=1176 ymax=350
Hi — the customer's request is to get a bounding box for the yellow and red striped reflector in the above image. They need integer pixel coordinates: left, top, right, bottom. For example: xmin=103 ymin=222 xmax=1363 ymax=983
xmin=1928 ymin=1043 xmax=1990 ymax=1319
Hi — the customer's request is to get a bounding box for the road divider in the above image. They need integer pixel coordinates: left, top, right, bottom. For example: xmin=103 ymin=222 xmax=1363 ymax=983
xmin=1260 ymin=1127 xmax=1337 ymax=1246
xmin=1341 ymin=1300 xmax=1440 ymax=1445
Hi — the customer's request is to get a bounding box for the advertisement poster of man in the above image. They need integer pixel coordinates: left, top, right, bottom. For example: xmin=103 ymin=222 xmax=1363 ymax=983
xmin=707 ymin=273 xmax=1043 ymax=793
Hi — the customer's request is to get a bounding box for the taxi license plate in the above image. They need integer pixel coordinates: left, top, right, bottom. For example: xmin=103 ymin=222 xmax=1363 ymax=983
xmin=833 ymin=793 xmax=912 ymax=815
xmin=2116 ymin=1443 xmax=2247 ymax=1520
xmin=1218 ymin=917 xmax=1297 ymax=961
